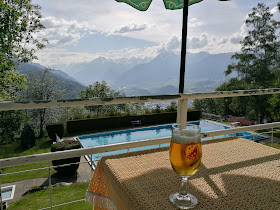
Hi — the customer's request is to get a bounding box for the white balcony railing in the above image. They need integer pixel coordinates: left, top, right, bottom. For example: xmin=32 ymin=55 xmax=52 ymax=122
xmin=1 ymin=88 xmax=280 ymax=210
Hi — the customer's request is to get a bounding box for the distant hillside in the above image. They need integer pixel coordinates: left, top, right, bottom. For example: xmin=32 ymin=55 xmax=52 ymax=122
xmin=119 ymin=51 xmax=235 ymax=87
xmin=63 ymin=51 xmax=235 ymax=92
xmin=66 ymin=56 xmax=150 ymax=86
xmin=118 ymin=87 xmax=153 ymax=96
xmin=119 ymin=51 xmax=180 ymax=87
xmin=152 ymin=85 xmax=178 ymax=95
xmin=15 ymin=63 xmax=85 ymax=98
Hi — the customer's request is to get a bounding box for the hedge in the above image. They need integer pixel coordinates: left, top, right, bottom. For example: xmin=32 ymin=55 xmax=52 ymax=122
xmin=67 ymin=111 xmax=200 ymax=134
xmin=46 ymin=123 xmax=64 ymax=141
xmin=51 ymin=140 xmax=81 ymax=175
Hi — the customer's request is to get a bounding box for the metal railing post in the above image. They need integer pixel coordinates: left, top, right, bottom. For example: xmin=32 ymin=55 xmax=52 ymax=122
xmin=177 ymin=99 xmax=188 ymax=129
xmin=271 ymin=128 xmax=274 ymax=147
xmin=0 ymin=170 xmax=3 ymax=210
xmin=48 ymin=161 xmax=53 ymax=210
xmin=90 ymin=155 xmax=94 ymax=176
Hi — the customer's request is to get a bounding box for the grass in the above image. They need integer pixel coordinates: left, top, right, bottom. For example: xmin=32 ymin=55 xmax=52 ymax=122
xmin=0 ymin=137 xmax=55 ymax=183
xmin=8 ymin=182 xmax=92 ymax=210
xmin=0 ymin=137 xmax=52 ymax=159
xmin=266 ymin=143 xmax=280 ymax=150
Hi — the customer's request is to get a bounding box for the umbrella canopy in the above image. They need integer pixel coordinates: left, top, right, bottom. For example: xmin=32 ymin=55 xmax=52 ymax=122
xmin=116 ymin=0 xmax=203 ymax=11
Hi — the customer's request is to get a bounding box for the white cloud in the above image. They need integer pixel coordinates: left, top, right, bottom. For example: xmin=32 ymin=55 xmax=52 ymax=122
xmin=112 ymin=23 xmax=148 ymax=33
xmin=188 ymin=34 xmax=208 ymax=49
xmin=271 ymin=6 xmax=280 ymax=21
xmin=35 ymin=48 xmax=98 ymax=68
xmin=166 ymin=36 xmax=181 ymax=50
xmin=32 ymin=0 xmax=264 ymax=67
xmin=271 ymin=5 xmax=279 ymax=15
xmin=229 ymin=33 xmax=243 ymax=44
xmin=38 ymin=16 xmax=96 ymax=47
xmin=36 ymin=31 xmax=244 ymax=68
xmin=157 ymin=36 xmax=181 ymax=53
xmin=188 ymin=18 xmax=205 ymax=28
xmin=36 ymin=37 xmax=180 ymax=67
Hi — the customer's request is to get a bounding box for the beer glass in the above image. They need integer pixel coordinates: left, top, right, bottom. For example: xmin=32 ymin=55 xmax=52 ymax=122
xmin=169 ymin=125 xmax=202 ymax=209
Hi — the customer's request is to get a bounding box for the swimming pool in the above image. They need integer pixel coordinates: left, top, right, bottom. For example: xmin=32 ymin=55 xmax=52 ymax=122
xmin=77 ymin=120 xmax=261 ymax=161
xmin=1 ymin=185 xmax=15 ymax=201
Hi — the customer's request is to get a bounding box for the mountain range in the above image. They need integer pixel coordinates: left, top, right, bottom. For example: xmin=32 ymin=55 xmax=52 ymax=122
xmin=63 ymin=51 xmax=236 ymax=95
xmin=15 ymin=51 xmax=237 ymax=98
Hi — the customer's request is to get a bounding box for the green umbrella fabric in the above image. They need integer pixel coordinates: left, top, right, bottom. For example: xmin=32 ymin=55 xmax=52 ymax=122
xmin=116 ymin=0 xmax=203 ymax=11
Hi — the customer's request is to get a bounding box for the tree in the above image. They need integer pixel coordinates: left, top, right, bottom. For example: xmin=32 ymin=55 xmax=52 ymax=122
xmin=0 ymin=110 xmax=24 ymax=144
xmin=124 ymin=103 xmax=146 ymax=116
xmin=23 ymin=68 xmax=62 ymax=138
xmin=59 ymin=106 xmax=91 ymax=122
xmin=0 ymin=0 xmax=47 ymax=101
xmin=193 ymin=98 xmax=218 ymax=115
xmin=165 ymin=101 xmax=177 ymax=112
xmin=226 ymin=3 xmax=280 ymax=86
xmin=215 ymin=78 xmax=250 ymax=117
xmin=80 ymin=81 xmax=126 ymax=116
xmin=223 ymin=3 xmax=280 ymax=122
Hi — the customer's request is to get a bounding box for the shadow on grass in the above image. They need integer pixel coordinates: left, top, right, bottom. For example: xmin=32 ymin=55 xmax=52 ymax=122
xmin=0 ymin=141 xmax=28 ymax=159
xmin=38 ymin=139 xmax=53 ymax=149
xmin=40 ymin=171 xmax=79 ymax=187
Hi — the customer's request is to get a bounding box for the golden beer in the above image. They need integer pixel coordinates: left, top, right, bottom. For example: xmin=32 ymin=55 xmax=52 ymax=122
xmin=169 ymin=125 xmax=201 ymax=208
xmin=169 ymin=141 xmax=202 ymax=176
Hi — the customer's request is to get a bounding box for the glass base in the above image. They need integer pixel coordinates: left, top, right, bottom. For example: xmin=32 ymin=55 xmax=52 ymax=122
xmin=169 ymin=192 xmax=198 ymax=209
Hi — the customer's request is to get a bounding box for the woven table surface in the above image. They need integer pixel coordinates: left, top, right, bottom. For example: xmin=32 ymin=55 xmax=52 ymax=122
xmin=87 ymin=137 xmax=280 ymax=210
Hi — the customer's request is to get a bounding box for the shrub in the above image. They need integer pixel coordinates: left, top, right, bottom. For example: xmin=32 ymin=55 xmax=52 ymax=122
xmin=51 ymin=140 xmax=82 ymax=175
xmin=66 ymin=111 xmax=201 ymax=134
xmin=20 ymin=124 xmax=36 ymax=148
xmin=0 ymin=110 xmax=24 ymax=144
xmin=46 ymin=123 xmax=64 ymax=141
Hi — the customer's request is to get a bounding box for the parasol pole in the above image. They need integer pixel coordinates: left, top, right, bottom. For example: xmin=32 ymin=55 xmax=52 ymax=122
xmin=177 ymin=0 xmax=189 ymax=129
xmin=179 ymin=0 xmax=189 ymax=94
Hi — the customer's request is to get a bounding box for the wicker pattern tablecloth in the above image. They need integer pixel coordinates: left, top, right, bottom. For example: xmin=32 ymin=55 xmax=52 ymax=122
xmin=86 ymin=137 xmax=280 ymax=209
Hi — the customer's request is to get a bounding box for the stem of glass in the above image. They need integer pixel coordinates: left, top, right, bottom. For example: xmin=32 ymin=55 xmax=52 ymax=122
xmin=178 ymin=176 xmax=190 ymax=199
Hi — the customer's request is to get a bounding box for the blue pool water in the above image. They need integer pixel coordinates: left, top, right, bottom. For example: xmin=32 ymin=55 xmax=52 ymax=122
xmin=78 ymin=120 xmax=261 ymax=161
xmin=1 ymin=189 xmax=12 ymax=200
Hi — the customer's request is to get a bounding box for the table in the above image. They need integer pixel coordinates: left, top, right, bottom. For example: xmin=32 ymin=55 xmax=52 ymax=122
xmin=86 ymin=137 xmax=280 ymax=209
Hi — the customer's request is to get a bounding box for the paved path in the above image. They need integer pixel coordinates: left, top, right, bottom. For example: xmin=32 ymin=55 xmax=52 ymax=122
xmin=2 ymin=156 xmax=92 ymax=206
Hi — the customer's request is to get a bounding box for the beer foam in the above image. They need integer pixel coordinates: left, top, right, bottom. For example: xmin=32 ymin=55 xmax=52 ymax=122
xmin=171 ymin=129 xmax=201 ymax=144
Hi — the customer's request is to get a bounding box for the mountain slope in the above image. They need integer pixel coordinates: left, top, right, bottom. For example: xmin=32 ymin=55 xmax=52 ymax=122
xmin=62 ymin=51 xmax=236 ymax=94
xmin=15 ymin=63 xmax=85 ymax=98
xmin=118 ymin=51 xmax=180 ymax=87
xmin=66 ymin=56 xmax=149 ymax=86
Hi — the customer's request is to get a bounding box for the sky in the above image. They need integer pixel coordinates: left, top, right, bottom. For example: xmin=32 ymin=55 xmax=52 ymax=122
xmin=32 ymin=0 xmax=280 ymax=69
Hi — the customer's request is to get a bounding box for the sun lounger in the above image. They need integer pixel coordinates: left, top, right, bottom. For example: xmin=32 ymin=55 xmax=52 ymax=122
xmin=131 ymin=120 xmax=142 ymax=126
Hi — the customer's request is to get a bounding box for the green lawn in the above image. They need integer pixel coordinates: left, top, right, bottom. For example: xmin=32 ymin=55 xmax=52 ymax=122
xmin=8 ymin=182 xmax=92 ymax=210
xmin=266 ymin=143 xmax=280 ymax=150
xmin=0 ymin=138 xmax=55 ymax=183
xmin=0 ymin=137 xmax=52 ymax=159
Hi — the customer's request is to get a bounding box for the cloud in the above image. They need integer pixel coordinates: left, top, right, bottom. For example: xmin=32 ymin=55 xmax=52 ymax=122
xmin=35 ymin=48 xmax=99 ymax=67
xmin=229 ymin=33 xmax=243 ymax=44
xmin=271 ymin=5 xmax=280 ymax=15
xmin=188 ymin=18 xmax=205 ymax=28
xmin=36 ymin=36 xmax=181 ymax=67
xmin=166 ymin=36 xmax=181 ymax=50
xmin=218 ymin=38 xmax=228 ymax=45
xmin=112 ymin=23 xmax=148 ymax=33
xmin=188 ymin=34 xmax=208 ymax=49
xmin=271 ymin=6 xmax=280 ymax=21
xmin=32 ymin=0 xmax=263 ymax=67
xmin=38 ymin=16 xmax=96 ymax=47
xmin=157 ymin=36 xmax=181 ymax=53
